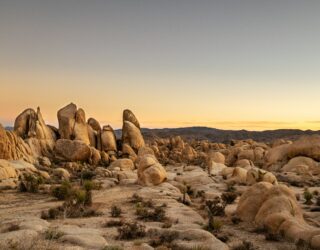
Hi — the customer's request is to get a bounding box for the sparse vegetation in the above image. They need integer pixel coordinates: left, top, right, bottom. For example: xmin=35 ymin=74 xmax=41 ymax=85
xmin=149 ymin=230 xmax=179 ymax=248
xmin=135 ymin=202 xmax=166 ymax=222
xmin=117 ymin=222 xmax=146 ymax=240
xmin=51 ymin=181 xmax=72 ymax=200
xmin=303 ymin=189 xmax=313 ymax=205
xmin=232 ymin=240 xmax=256 ymax=250
xmin=104 ymin=219 xmax=124 ymax=227
xmin=221 ymin=192 xmax=237 ymax=204
xmin=45 ymin=228 xmax=64 ymax=240
xmin=19 ymin=173 xmax=44 ymax=193
xmin=111 ymin=205 xmax=122 ymax=217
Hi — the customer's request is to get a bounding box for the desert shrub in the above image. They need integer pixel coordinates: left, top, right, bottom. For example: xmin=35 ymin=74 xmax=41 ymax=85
xmin=42 ymin=182 xmax=98 ymax=219
xmin=45 ymin=229 xmax=64 ymax=240
xmin=204 ymin=216 xmax=223 ymax=233
xmin=221 ymin=192 xmax=237 ymax=204
xmin=51 ymin=181 xmax=72 ymax=200
xmin=81 ymin=170 xmax=95 ymax=181
xmin=149 ymin=230 xmax=179 ymax=248
xmin=103 ymin=246 xmax=124 ymax=250
xmin=303 ymin=189 xmax=313 ymax=205
xmin=136 ymin=203 xmax=166 ymax=222
xmin=19 ymin=173 xmax=43 ymax=193
xmin=111 ymin=205 xmax=122 ymax=217
xmin=205 ymin=198 xmax=226 ymax=216
xmin=6 ymin=224 xmax=20 ymax=232
xmin=104 ymin=219 xmax=124 ymax=227
xmin=316 ymin=196 xmax=320 ymax=206
xmin=131 ymin=193 xmax=143 ymax=203
xmin=41 ymin=207 xmax=62 ymax=220
xmin=312 ymin=190 xmax=319 ymax=196
xmin=265 ymin=232 xmax=281 ymax=241
xmin=117 ymin=222 xmax=146 ymax=240
xmin=232 ymin=241 xmax=256 ymax=250
xmin=226 ymin=184 xmax=236 ymax=192
xmin=231 ymin=216 xmax=242 ymax=224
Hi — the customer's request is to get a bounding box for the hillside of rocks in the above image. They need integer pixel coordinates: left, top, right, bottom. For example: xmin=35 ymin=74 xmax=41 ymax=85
xmin=0 ymin=103 xmax=320 ymax=250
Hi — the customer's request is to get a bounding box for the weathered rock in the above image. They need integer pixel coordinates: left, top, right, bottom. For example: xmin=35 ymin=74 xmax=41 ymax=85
xmin=207 ymin=151 xmax=225 ymax=165
xmin=54 ymin=139 xmax=91 ymax=162
xmin=123 ymin=109 xmax=140 ymax=129
xmin=137 ymin=154 xmax=167 ymax=186
xmin=0 ymin=159 xmax=18 ymax=180
xmin=109 ymin=158 xmax=134 ymax=171
xmin=0 ymin=124 xmax=34 ymax=163
xmin=0 ymin=229 xmax=38 ymax=249
xmin=57 ymin=103 xmax=77 ymax=139
xmin=87 ymin=118 xmax=101 ymax=132
xmin=89 ymin=147 xmax=101 ymax=165
xmin=246 ymin=167 xmax=278 ymax=185
xmin=282 ymin=156 xmax=320 ymax=176
xmin=122 ymin=143 xmax=138 ymax=162
xmin=73 ymin=108 xmax=90 ymax=145
xmin=53 ymin=168 xmax=71 ymax=180
xmin=122 ymin=121 xmax=145 ymax=152
xmin=101 ymin=125 xmax=117 ymax=152
xmin=236 ymin=183 xmax=320 ymax=247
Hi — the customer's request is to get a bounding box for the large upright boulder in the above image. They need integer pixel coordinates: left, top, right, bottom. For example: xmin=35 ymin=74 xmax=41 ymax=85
xmin=57 ymin=103 xmax=77 ymax=140
xmin=73 ymin=108 xmax=90 ymax=145
xmin=101 ymin=125 xmax=117 ymax=153
xmin=57 ymin=103 xmax=91 ymax=145
xmin=122 ymin=110 xmax=145 ymax=152
xmin=87 ymin=118 xmax=101 ymax=132
xmin=123 ymin=109 xmax=140 ymax=129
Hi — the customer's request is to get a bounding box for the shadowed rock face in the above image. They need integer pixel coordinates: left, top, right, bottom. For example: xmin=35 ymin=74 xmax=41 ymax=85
xmin=87 ymin=118 xmax=101 ymax=132
xmin=57 ymin=103 xmax=77 ymax=140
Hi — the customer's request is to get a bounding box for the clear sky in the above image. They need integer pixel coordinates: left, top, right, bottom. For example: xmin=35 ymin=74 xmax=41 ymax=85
xmin=1 ymin=0 xmax=320 ymax=130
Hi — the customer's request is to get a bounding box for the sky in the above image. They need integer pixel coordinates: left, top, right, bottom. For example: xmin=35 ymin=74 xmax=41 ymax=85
xmin=1 ymin=0 xmax=320 ymax=130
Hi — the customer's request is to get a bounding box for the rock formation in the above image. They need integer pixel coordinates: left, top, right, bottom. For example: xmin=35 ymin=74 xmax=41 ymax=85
xmin=236 ymin=183 xmax=320 ymax=249
xmin=122 ymin=110 xmax=145 ymax=152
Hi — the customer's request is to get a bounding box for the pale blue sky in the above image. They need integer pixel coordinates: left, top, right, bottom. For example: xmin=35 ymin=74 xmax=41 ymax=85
xmin=1 ymin=0 xmax=320 ymax=130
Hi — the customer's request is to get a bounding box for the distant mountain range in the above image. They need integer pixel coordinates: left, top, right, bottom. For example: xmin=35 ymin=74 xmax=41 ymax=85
xmin=6 ymin=126 xmax=320 ymax=143
xmin=135 ymin=127 xmax=320 ymax=143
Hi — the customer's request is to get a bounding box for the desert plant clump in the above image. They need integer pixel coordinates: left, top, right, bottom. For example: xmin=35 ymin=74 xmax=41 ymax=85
xmin=111 ymin=205 xmax=122 ymax=217
xmin=205 ymin=197 xmax=226 ymax=217
xmin=102 ymin=246 xmax=124 ymax=250
xmin=130 ymin=193 xmax=143 ymax=203
xmin=41 ymin=181 xmax=99 ymax=219
xmin=45 ymin=229 xmax=64 ymax=240
xmin=19 ymin=173 xmax=44 ymax=193
xmin=117 ymin=222 xmax=146 ymax=240
xmin=232 ymin=240 xmax=256 ymax=250
xmin=204 ymin=216 xmax=223 ymax=233
xmin=226 ymin=184 xmax=236 ymax=192
xmin=81 ymin=170 xmax=95 ymax=181
xmin=303 ymin=189 xmax=313 ymax=205
xmin=221 ymin=192 xmax=237 ymax=204
xmin=104 ymin=219 xmax=124 ymax=228
xmin=51 ymin=181 xmax=72 ymax=200
xmin=135 ymin=202 xmax=166 ymax=222
xmin=149 ymin=230 xmax=179 ymax=248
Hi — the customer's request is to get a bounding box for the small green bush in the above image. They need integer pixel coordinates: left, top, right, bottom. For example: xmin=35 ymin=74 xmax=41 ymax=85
xmin=51 ymin=181 xmax=72 ymax=200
